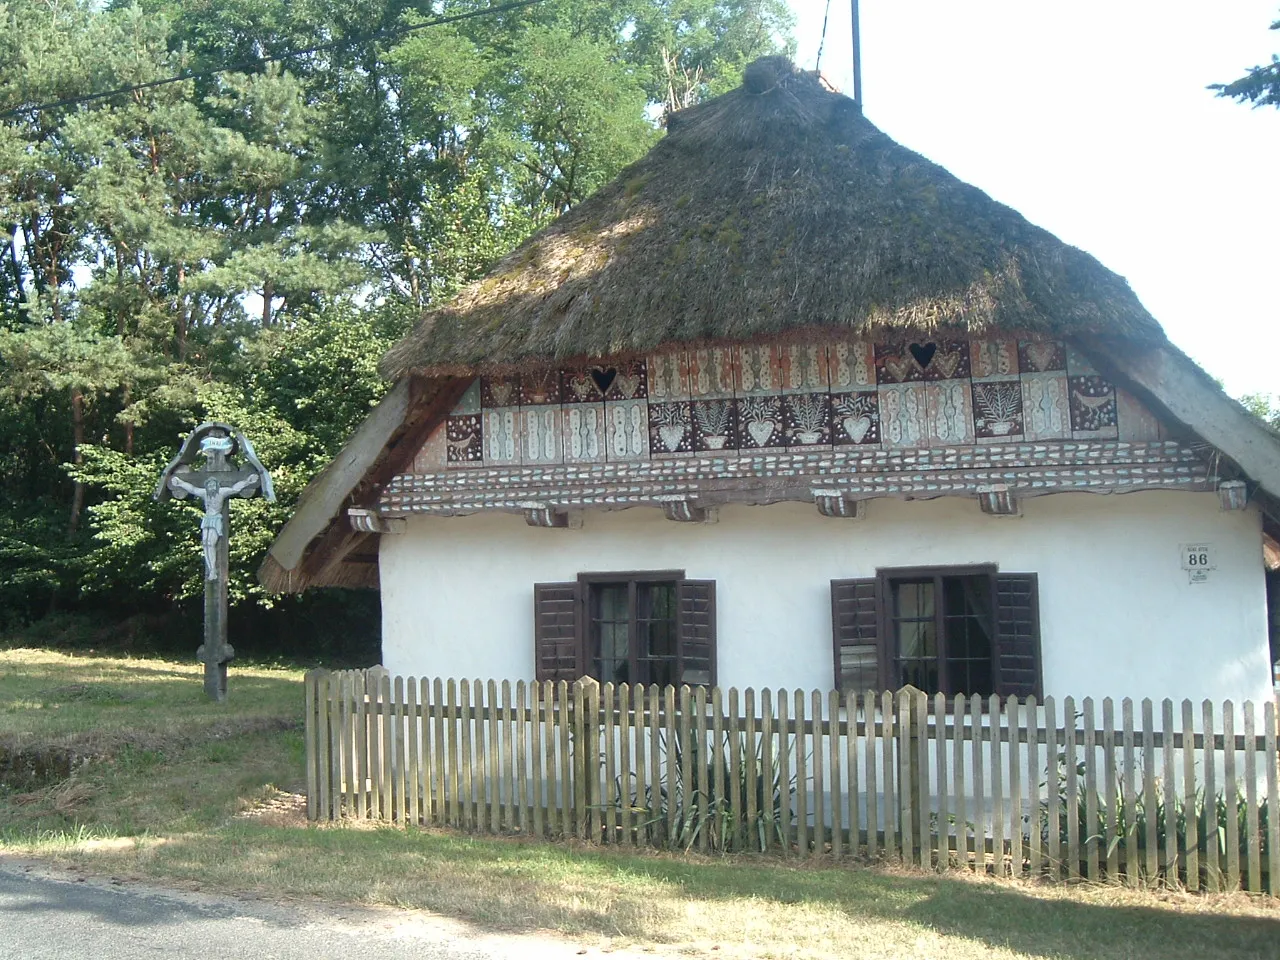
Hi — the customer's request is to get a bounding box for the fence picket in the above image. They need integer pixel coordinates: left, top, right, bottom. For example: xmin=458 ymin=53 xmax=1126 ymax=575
xmin=711 ymin=685 xmax=725 ymax=850
xmin=847 ymin=691 xmax=862 ymax=858
xmin=896 ymin=691 xmax=912 ymax=866
xmin=794 ymin=689 xmax=809 ymax=855
xmin=393 ymin=676 xmax=407 ymax=824
xmin=727 ymin=687 xmax=742 ymax=851
xmin=813 ymin=690 xmax=826 ymax=860
xmin=665 ymin=684 xmax=678 ymax=846
xmin=829 ymin=689 xmax=843 ymax=860
xmin=488 ymin=679 xmax=501 ymax=834
xmin=634 ymin=682 xmax=649 ymax=846
xmin=1063 ymin=695 xmax=1079 ymax=881
xmin=1026 ymin=695 xmax=1040 ymax=878
xmin=1202 ymin=699 xmax=1218 ymax=891
xmin=1265 ymin=700 xmax=1279 ymax=897
xmin=305 ymin=672 xmax=319 ymax=820
xmin=759 ymin=687 xmax=773 ymax=853
xmin=647 ymin=684 xmax=662 ymax=846
xmin=952 ymin=693 xmax=966 ymax=870
xmin=544 ymin=681 xmax=558 ymax=834
xmin=407 ymin=678 xmax=421 ymax=826
xmin=379 ymin=673 xmax=394 ymax=821
xmin=882 ymin=690 xmax=898 ymax=861
xmin=618 ymin=683 xmax=632 ymax=845
xmin=604 ymin=682 xmax=617 ymax=844
xmin=679 ymin=685 xmax=693 ymax=850
xmin=1182 ymin=699 xmax=1199 ymax=891
xmin=1161 ymin=699 xmax=1177 ymax=886
xmin=1084 ymin=697 xmax=1099 ymax=882
xmin=1140 ymin=699 xmax=1156 ymax=883
xmin=745 ymin=688 xmax=759 ymax=851
xmin=529 ymin=681 xmax=543 ymax=837
xmin=1244 ymin=702 xmax=1260 ymax=894
xmin=1007 ymin=696 xmax=1022 ymax=877
xmin=915 ymin=692 xmax=929 ymax=868
xmin=1121 ymin=698 xmax=1136 ymax=886
xmin=1102 ymin=698 xmax=1118 ymax=882
xmin=934 ymin=693 xmax=949 ymax=870
xmin=574 ymin=681 xmax=588 ymax=841
xmin=502 ymin=680 xmax=514 ymax=834
xmin=1224 ymin=701 xmax=1239 ymax=891
xmin=558 ymin=681 xmax=573 ymax=838
xmin=430 ymin=678 xmax=444 ymax=826
xmin=1044 ymin=696 xmax=1060 ymax=880
xmin=865 ymin=691 xmax=878 ymax=859
xmin=991 ymin=694 xmax=1005 ymax=877
xmin=971 ymin=693 xmax=985 ymax=875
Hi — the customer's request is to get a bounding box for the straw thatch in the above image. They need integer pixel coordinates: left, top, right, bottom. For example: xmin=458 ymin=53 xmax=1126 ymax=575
xmin=382 ymin=56 xmax=1163 ymax=379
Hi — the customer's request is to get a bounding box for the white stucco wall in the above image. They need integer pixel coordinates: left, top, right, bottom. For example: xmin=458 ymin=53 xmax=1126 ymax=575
xmin=378 ymin=491 xmax=1272 ymax=706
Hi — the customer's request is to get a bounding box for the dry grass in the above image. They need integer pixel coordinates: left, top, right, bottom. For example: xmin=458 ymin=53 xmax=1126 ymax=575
xmin=4 ymin=649 xmax=1279 ymax=960
xmin=18 ymin=823 xmax=1280 ymax=960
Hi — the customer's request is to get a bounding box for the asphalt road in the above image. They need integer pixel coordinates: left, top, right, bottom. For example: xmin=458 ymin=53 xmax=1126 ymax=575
xmin=0 ymin=860 xmax=628 ymax=960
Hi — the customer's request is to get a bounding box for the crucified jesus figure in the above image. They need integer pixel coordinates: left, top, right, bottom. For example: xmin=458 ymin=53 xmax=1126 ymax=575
xmin=167 ymin=473 xmax=261 ymax=580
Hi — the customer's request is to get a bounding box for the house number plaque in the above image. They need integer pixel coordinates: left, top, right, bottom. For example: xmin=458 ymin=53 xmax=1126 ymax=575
xmin=1180 ymin=542 xmax=1215 ymax=584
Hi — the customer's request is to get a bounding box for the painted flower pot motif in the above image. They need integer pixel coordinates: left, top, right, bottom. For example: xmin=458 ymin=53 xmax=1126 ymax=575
xmin=794 ymin=430 xmax=823 ymax=445
xmin=989 ymin=420 xmax=1015 ymax=436
xmin=703 ymin=435 xmax=728 ymax=450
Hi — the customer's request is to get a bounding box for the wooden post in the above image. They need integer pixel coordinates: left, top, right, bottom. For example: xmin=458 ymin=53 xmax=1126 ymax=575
xmin=898 ymin=686 xmax=924 ymax=865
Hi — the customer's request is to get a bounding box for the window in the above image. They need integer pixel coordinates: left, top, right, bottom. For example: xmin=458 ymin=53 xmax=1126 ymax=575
xmin=588 ymin=576 xmax=680 ymax=687
xmin=831 ymin=567 xmax=1041 ymax=699
xmin=888 ymin=571 xmax=995 ymax=696
xmin=534 ymin=574 xmax=716 ymax=687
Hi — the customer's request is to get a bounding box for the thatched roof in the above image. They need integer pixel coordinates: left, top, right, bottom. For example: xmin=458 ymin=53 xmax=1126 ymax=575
xmin=382 ymin=56 xmax=1163 ymax=379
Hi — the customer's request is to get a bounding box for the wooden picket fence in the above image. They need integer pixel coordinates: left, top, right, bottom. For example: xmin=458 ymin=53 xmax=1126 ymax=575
xmin=304 ymin=670 xmax=1280 ymax=895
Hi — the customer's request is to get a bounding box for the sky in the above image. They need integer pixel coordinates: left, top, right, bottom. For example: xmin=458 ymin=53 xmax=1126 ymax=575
xmin=786 ymin=1 xmax=1279 ymax=400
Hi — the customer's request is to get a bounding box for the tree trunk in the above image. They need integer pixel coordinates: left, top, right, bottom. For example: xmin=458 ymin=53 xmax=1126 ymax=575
xmin=262 ymin=278 xmax=274 ymax=327
xmin=175 ymin=265 xmax=188 ymax=361
xmin=67 ymin=386 xmax=85 ymax=539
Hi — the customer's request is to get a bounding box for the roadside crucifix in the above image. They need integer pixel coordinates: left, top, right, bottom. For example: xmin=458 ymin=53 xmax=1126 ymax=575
xmin=155 ymin=423 xmax=275 ymax=701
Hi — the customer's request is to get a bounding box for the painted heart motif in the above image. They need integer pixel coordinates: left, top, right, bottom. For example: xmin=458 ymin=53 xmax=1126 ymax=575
xmin=658 ymin=423 xmax=687 ymax=451
xmin=932 ymin=350 xmax=961 ymax=379
xmin=488 ymin=382 xmax=514 ymax=406
xmin=908 ymin=342 xmax=937 ymax=369
xmin=569 ymin=375 xmax=596 ymax=401
xmin=1026 ymin=342 xmax=1057 ymax=372
xmin=613 ymin=373 xmax=641 ymax=399
xmin=589 ymin=367 xmax=618 ymax=397
xmin=842 ymin=415 xmax=872 ymax=444
xmin=883 ymin=357 xmax=913 ymax=383
xmin=746 ymin=419 xmax=776 ymax=447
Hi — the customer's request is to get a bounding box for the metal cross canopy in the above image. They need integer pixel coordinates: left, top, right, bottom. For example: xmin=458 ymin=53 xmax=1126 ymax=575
xmin=155 ymin=423 xmax=275 ymax=701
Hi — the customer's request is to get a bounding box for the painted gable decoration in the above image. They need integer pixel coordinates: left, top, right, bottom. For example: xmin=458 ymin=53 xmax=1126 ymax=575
xmin=420 ymin=336 xmax=1158 ymax=471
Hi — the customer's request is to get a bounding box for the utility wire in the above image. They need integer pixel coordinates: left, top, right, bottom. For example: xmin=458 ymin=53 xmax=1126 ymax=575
xmin=0 ymin=0 xmax=546 ymax=121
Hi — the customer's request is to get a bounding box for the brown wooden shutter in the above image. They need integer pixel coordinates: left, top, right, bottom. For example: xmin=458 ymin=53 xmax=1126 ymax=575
xmin=533 ymin=581 xmax=582 ymax=682
xmin=831 ymin=578 xmax=882 ymax=692
xmin=995 ymin=573 xmax=1042 ymax=699
xmin=677 ymin=579 xmax=716 ymax=687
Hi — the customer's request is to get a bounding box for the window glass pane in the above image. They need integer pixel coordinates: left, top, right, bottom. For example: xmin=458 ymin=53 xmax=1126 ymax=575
xmin=636 ymin=581 xmax=679 ymax=688
xmin=591 ymin=583 xmax=630 ymax=683
xmin=942 ymin=575 xmax=995 ymax=697
xmin=892 ymin=580 xmax=938 ymax=694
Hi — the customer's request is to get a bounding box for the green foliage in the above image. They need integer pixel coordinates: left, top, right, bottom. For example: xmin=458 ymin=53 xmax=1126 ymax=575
xmin=1211 ymin=13 xmax=1280 ymax=109
xmin=0 ymin=0 xmax=791 ymax=660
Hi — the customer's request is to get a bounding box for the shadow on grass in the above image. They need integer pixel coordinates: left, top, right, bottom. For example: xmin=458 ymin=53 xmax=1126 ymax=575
xmin=71 ymin=824 xmax=1280 ymax=960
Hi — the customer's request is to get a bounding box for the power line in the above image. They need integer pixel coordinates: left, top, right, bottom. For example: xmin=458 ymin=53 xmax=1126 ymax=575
xmin=0 ymin=0 xmax=546 ymax=122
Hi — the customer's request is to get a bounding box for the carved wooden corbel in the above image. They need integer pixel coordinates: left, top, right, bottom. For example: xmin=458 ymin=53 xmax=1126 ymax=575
xmin=976 ymin=485 xmax=1019 ymax=516
xmin=654 ymin=495 xmax=717 ymax=523
xmin=811 ymin=489 xmax=866 ymax=519
xmin=347 ymin=508 xmax=406 ymax=534
xmin=518 ymin=503 xmax=583 ymax=528
xmin=1217 ymin=480 xmax=1248 ymax=511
